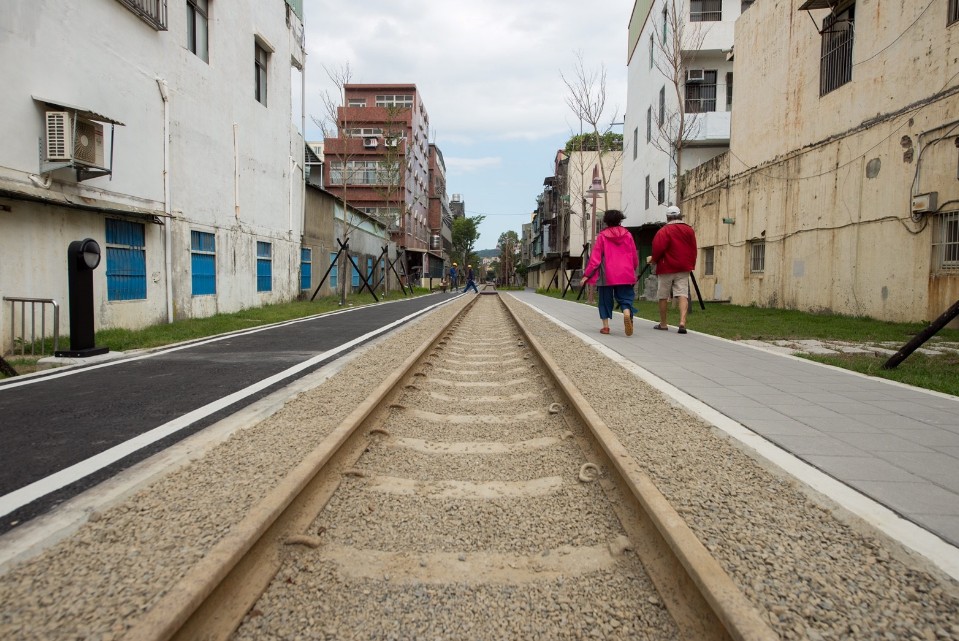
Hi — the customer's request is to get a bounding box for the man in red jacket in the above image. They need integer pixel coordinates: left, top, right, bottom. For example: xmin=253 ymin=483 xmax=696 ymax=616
xmin=648 ymin=206 xmax=697 ymax=334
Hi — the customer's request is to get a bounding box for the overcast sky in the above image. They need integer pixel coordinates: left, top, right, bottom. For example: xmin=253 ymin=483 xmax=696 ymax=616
xmin=299 ymin=0 xmax=632 ymax=250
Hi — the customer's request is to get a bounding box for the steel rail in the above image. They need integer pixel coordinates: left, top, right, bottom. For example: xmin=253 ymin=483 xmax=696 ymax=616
xmin=121 ymin=295 xmax=478 ymax=641
xmin=501 ymin=296 xmax=778 ymax=641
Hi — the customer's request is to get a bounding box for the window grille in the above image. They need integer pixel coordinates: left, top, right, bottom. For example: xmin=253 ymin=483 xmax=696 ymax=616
xmin=951 ymin=0 xmax=959 ymax=25
xmin=375 ymin=95 xmax=414 ymax=108
xmin=704 ymin=247 xmax=715 ymax=275
xmin=116 ymin=0 xmax=167 ymax=30
xmin=255 ymin=43 xmax=268 ymax=106
xmin=820 ymin=5 xmax=855 ymax=96
xmin=933 ymin=211 xmax=959 ymax=272
xmin=256 ymin=241 xmax=272 ymax=292
xmin=657 ymin=179 xmax=665 ymax=205
xmin=685 ymin=70 xmax=718 ymax=113
xmin=187 ymin=0 xmax=208 ymax=62
xmin=300 ymin=247 xmax=312 ymax=290
xmin=646 ymin=107 xmax=652 ymax=142
xmin=191 ymin=231 xmax=216 ymax=296
xmin=658 ymin=87 xmax=665 ymax=126
xmin=750 ymin=240 xmax=766 ymax=273
xmin=690 ymin=0 xmax=722 ymax=21
xmin=726 ymin=72 xmax=733 ymax=110
xmin=649 ymin=35 xmax=654 ymax=69
xmin=329 ymin=252 xmax=339 ymax=288
xmin=645 ymin=175 xmax=651 ymax=210
xmin=106 ymin=219 xmax=147 ymax=301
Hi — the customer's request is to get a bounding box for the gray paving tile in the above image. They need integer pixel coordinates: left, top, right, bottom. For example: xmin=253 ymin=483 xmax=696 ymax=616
xmin=850 ymin=480 xmax=959 ymax=519
xmin=816 ymin=400 xmax=894 ymax=415
xmin=719 ymin=405 xmax=795 ymax=422
xmin=855 ymin=414 xmax=938 ymax=431
xmin=875 ymin=451 xmax=959 ymax=485
xmin=768 ymin=404 xmax=843 ymax=418
xmin=804 ymin=455 xmax=926 ymax=483
xmin=764 ymin=434 xmax=867 ymax=457
xmin=912 ymin=514 xmax=959 ymax=547
xmin=741 ymin=419 xmax=825 ymax=437
xmin=833 ymin=432 xmax=935 ymax=453
xmin=790 ymin=415 xmax=877 ymax=434
xmin=903 ymin=428 xmax=959 ymax=448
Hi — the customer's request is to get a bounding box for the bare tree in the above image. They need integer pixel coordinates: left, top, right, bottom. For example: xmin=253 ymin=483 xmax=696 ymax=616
xmin=651 ymin=0 xmax=707 ymax=207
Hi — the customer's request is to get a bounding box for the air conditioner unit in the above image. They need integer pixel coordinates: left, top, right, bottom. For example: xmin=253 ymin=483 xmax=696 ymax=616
xmin=686 ymin=69 xmax=705 ymax=82
xmin=363 ymin=137 xmax=379 ymax=148
xmin=74 ymin=119 xmax=105 ymax=166
xmin=385 ymin=138 xmax=399 ymax=148
xmin=45 ymin=111 xmax=105 ymax=166
xmin=429 ymin=235 xmax=441 ymax=250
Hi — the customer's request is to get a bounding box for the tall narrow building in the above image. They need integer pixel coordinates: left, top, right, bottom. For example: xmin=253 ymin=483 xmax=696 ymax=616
xmin=323 ymin=84 xmax=444 ymax=280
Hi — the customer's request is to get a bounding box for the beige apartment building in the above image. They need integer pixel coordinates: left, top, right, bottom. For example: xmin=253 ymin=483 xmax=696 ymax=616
xmin=682 ymin=0 xmax=959 ymax=323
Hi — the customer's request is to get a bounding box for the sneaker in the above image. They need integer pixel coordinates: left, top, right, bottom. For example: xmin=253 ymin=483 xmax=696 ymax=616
xmin=678 ymin=325 xmax=687 ymax=334
xmin=623 ymin=311 xmax=633 ymax=336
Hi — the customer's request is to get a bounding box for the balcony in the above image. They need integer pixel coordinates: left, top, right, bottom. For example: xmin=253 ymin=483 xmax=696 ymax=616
xmin=683 ymin=111 xmax=730 ymax=145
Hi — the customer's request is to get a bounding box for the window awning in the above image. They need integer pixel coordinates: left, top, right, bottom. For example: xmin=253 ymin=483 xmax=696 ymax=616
xmin=32 ymin=96 xmax=125 ymax=126
xmin=797 ymin=0 xmax=837 ymax=10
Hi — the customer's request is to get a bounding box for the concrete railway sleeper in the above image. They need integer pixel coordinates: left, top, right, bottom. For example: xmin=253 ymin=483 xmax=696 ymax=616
xmin=122 ymin=293 xmax=776 ymax=641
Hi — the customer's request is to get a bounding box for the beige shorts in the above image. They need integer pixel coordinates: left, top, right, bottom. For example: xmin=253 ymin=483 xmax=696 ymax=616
xmin=656 ymin=271 xmax=690 ymax=300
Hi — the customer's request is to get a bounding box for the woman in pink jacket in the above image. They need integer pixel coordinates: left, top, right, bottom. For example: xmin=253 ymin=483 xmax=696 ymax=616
xmin=582 ymin=209 xmax=639 ymax=336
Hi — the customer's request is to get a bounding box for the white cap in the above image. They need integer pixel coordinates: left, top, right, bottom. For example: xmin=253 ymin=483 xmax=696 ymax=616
xmin=665 ymin=206 xmax=682 ymax=219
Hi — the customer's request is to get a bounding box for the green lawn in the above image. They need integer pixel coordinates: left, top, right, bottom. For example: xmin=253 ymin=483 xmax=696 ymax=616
xmin=537 ymin=288 xmax=959 ymax=396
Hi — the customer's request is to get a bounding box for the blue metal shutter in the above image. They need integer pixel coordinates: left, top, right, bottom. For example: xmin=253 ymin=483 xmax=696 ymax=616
xmin=105 ymin=219 xmax=147 ymax=301
xmin=256 ymin=241 xmax=272 ymax=292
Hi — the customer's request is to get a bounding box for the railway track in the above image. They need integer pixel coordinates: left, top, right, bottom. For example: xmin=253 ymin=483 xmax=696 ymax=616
xmin=123 ymin=292 xmax=776 ymax=640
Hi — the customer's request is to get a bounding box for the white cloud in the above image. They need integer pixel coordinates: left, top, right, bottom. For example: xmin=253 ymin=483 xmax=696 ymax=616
xmin=444 ymin=156 xmax=502 ymax=175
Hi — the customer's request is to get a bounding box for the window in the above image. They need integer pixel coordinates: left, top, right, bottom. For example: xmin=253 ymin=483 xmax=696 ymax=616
xmin=300 ymin=247 xmax=312 ymax=290
xmin=329 ymin=160 xmax=395 ymax=186
xmin=659 ymin=87 xmax=665 ymax=127
xmin=726 ymin=72 xmax=734 ymax=111
xmin=646 ymin=107 xmax=652 ymax=142
xmin=256 ymin=241 xmax=272 ymax=292
xmin=685 ymin=70 xmax=718 ymax=113
xmin=186 ymin=0 xmax=208 ymax=61
xmin=820 ymin=4 xmax=854 ymax=96
xmin=690 ymin=0 xmax=722 ymax=21
xmin=933 ymin=211 xmax=959 ymax=271
xmin=649 ymin=35 xmax=654 ymax=69
xmin=750 ymin=240 xmax=766 ymax=273
xmin=367 ymin=257 xmax=374 ymax=286
xmin=657 ymin=179 xmax=665 ymax=205
xmin=106 ymin=219 xmax=147 ymax=301
xmin=191 ymin=230 xmax=216 ymax=296
xmin=347 ymin=98 xmax=367 ymax=107
xmin=254 ymin=41 xmax=268 ymax=105
xmin=116 ymin=0 xmax=167 ymax=30
xmin=351 ymin=257 xmax=361 ymax=288
xmin=951 ymin=0 xmax=959 ymax=25
xmin=662 ymin=5 xmax=668 ymax=41
xmin=645 ymin=175 xmax=651 ymax=210
xmin=329 ymin=252 xmax=338 ymax=288
xmin=633 ymin=127 xmax=638 ymax=160
xmin=375 ymin=94 xmax=414 ymax=108
xmin=704 ymin=247 xmax=715 ymax=275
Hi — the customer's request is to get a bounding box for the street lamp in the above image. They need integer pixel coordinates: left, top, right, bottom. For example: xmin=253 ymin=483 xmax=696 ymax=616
xmin=586 ymin=164 xmax=607 ymax=244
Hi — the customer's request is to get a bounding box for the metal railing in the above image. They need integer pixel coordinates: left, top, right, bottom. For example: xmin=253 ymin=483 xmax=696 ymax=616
xmin=4 ymin=297 xmax=60 ymax=356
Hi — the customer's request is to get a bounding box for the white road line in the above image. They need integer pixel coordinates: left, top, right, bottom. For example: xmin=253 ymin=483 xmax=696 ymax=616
xmin=0 ymin=299 xmax=451 ymax=518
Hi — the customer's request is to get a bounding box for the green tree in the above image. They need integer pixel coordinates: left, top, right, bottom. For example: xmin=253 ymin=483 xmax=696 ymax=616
xmin=564 ymin=132 xmax=623 ymax=155
xmin=497 ymin=230 xmax=520 ymax=286
xmin=452 ymin=215 xmax=485 ymax=269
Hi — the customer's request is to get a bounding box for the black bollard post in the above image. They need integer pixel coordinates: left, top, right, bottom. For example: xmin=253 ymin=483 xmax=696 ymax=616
xmin=55 ymin=238 xmax=109 ymax=357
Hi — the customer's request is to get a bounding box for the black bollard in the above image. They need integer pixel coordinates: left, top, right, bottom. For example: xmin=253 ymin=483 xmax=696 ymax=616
xmin=55 ymin=238 xmax=109 ymax=357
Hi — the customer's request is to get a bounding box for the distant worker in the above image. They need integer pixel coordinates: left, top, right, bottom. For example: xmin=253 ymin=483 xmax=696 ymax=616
xmin=449 ymin=262 xmax=459 ymax=290
xmin=463 ymin=264 xmax=479 ymax=293
xmin=648 ymin=205 xmax=698 ymax=334
xmin=581 ymin=209 xmax=639 ymax=336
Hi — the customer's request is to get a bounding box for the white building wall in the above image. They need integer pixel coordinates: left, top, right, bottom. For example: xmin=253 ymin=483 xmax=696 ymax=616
xmin=0 ymin=0 xmax=305 ymax=352
xmin=623 ymin=0 xmax=740 ymax=227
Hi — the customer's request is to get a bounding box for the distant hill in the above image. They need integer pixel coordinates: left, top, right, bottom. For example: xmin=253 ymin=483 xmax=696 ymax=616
xmin=476 ymin=248 xmax=500 ymax=258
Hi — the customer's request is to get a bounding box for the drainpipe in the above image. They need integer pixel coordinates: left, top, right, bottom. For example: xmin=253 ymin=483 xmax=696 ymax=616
xmin=157 ymin=78 xmax=174 ymax=324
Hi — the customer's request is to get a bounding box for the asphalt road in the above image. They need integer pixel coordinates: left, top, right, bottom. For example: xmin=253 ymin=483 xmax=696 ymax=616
xmin=0 ymin=294 xmax=455 ymax=533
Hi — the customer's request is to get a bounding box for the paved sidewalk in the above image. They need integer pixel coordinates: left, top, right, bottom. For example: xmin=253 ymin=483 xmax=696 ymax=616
xmin=507 ymin=291 xmax=959 ymax=560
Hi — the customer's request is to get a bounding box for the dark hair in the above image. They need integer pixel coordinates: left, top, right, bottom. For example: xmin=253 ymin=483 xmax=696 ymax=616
xmin=602 ymin=209 xmax=625 ymax=227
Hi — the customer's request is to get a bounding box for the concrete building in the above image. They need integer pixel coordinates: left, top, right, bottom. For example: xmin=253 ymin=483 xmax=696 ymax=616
xmin=322 ymin=84 xmax=444 ymax=284
xmin=428 ymin=143 xmax=454 ymax=280
xmin=526 ymin=148 xmax=623 ymax=291
xmin=682 ymin=0 xmax=959 ymax=323
xmin=1 ymin=0 xmax=307 ymax=352
xmin=622 ymin=0 xmax=742 ymax=229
